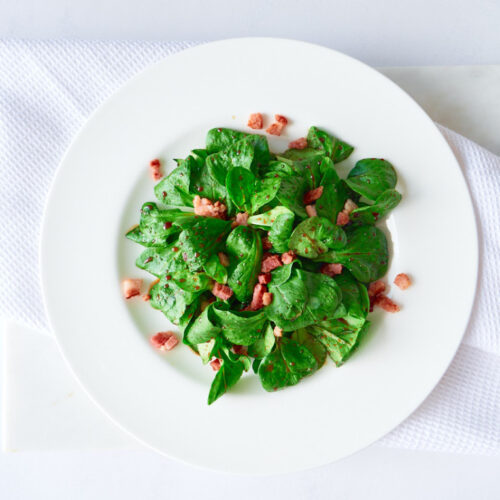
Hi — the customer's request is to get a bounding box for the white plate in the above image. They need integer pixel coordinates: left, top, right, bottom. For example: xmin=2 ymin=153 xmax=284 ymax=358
xmin=41 ymin=38 xmax=477 ymax=474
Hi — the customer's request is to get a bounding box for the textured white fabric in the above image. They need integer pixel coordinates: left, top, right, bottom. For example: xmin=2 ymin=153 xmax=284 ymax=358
xmin=0 ymin=41 xmax=498 ymax=454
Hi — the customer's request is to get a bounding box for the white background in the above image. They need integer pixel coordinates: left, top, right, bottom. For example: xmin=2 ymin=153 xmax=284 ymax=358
xmin=0 ymin=0 xmax=500 ymax=66
xmin=1 ymin=0 xmax=499 ymax=498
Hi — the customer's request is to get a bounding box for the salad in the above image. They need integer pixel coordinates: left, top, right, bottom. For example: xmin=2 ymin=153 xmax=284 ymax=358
xmin=125 ymin=118 xmax=406 ymax=404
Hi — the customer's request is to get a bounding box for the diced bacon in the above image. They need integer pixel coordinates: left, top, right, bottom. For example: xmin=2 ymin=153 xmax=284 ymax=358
xmin=142 ymin=294 xmax=151 ymax=301
xmin=218 ymin=252 xmax=230 ymax=267
xmin=275 ymin=114 xmax=288 ymax=125
xmin=273 ymin=326 xmax=283 ymax=338
xmin=303 ymin=186 xmax=324 ymax=204
xmin=193 ymin=195 xmax=227 ymax=219
xmin=394 ymin=273 xmax=412 ymax=290
xmin=368 ymin=280 xmax=386 ymax=298
xmin=320 ymin=263 xmax=343 ymax=277
xmin=261 ymin=254 xmax=282 ymax=273
xmin=248 ymin=283 xmax=267 ymax=311
xmin=289 ymin=137 xmax=308 ymax=150
xmin=150 ymin=331 xmax=179 ymax=351
xmin=233 ymin=345 xmax=248 ymax=355
xmin=231 ymin=211 xmax=249 ymax=228
xmin=262 ymin=236 xmax=273 ymax=250
xmin=280 ymin=251 xmax=296 ymax=265
xmin=210 ymin=358 xmax=221 ymax=371
xmin=374 ymin=294 xmax=400 ymax=313
xmin=262 ymin=292 xmax=273 ymax=306
xmin=212 ymin=282 xmax=234 ymax=300
xmin=343 ymin=198 xmax=358 ymax=215
xmin=336 ymin=210 xmax=350 ymax=226
xmin=258 ymin=273 xmax=272 ymax=284
xmin=266 ymin=122 xmax=285 ymax=136
xmin=305 ymin=204 xmax=317 ymax=217
xmin=122 ymin=278 xmax=142 ymax=299
xmin=149 ymin=159 xmax=163 ymax=181
xmin=247 ymin=113 xmax=264 ymax=130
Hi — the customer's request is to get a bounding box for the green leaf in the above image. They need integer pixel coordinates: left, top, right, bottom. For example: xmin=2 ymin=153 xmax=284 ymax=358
xmin=212 ymin=307 xmax=267 ymax=346
xmin=251 ymin=176 xmax=281 ymax=214
xmin=334 ymin=271 xmax=370 ymax=328
xmin=346 ymin=159 xmax=397 ymax=201
xmin=171 ymin=269 xmax=212 ymax=294
xmin=350 ymin=189 xmax=402 ymax=225
xmin=154 ymin=157 xmax=195 ymax=207
xmin=316 ymin=225 xmax=389 ymax=283
xmin=316 ymin=161 xmax=349 ymax=223
xmin=226 ymin=226 xmax=262 ymax=302
xmin=185 ymin=304 xmax=220 ymax=345
xmin=289 ymin=216 xmax=347 ymax=259
xmin=203 ymin=254 xmax=228 ymax=284
xmin=247 ymin=206 xmax=293 ymax=228
xmin=258 ymin=338 xmax=317 ymax=392
xmin=307 ymin=126 xmax=336 ymax=157
xmin=198 ymin=338 xmax=217 ymax=364
xmin=247 ymin=323 xmax=275 ymax=358
xmin=226 ymin=167 xmax=255 ymax=213
xmin=268 ymin=212 xmax=295 ymax=253
xmin=176 ymin=217 xmax=232 ymax=271
xmin=291 ymin=329 xmax=327 ymax=370
xmin=135 ymin=242 xmax=187 ymax=277
xmin=276 ymin=175 xmax=308 ymax=218
xmin=332 ymin=139 xmax=354 ymax=163
xmin=208 ymin=353 xmax=244 ymax=405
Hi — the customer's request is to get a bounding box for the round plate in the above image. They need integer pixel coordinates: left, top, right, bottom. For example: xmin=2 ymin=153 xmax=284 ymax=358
xmin=41 ymin=38 xmax=477 ymax=474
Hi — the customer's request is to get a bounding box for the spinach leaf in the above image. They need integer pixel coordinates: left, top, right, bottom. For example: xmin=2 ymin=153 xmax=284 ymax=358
xmin=203 ymin=254 xmax=228 ymax=284
xmin=350 ymin=189 xmax=402 ymax=225
xmin=171 ymin=269 xmax=212 ymax=294
xmin=154 ymin=157 xmax=195 ymax=207
xmin=247 ymin=206 xmax=293 ymax=228
xmin=280 ymin=148 xmax=326 ymax=165
xmin=149 ymin=275 xmax=202 ymax=323
xmin=176 ymin=217 xmax=232 ymax=271
xmin=346 ymin=159 xmax=397 ymax=201
xmin=212 ymin=307 xmax=267 ymax=346
xmin=308 ymin=320 xmax=370 ymax=366
xmin=226 ymin=226 xmax=262 ymax=302
xmin=251 ymin=176 xmax=281 ymax=213
xmin=247 ymin=323 xmax=275 ymax=358
xmin=226 ymin=167 xmax=254 ymax=213
xmin=208 ymin=351 xmax=244 ymax=405
xmin=275 ymin=175 xmax=308 ymax=218
xmin=268 ymin=212 xmax=295 ymax=253
xmin=292 ymin=329 xmax=327 ymax=369
xmin=316 ymin=225 xmax=389 ymax=283
xmin=258 ymin=338 xmax=317 ymax=392
xmin=289 ymin=216 xmax=347 ymax=259
xmin=135 ymin=242 xmax=187 ymax=277
xmin=198 ymin=338 xmax=217 ymax=364
xmin=332 ymin=139 xmax=354 ymax=163
xmin=307 ymin=126 xmax=336 ymax=157
xmin=334 ymin=271 xmax=370 ymax=328
xmin=185 ymin=304 xmax=221 ymax=345
xmin=316 ymin=161 xmax=349 ymax=223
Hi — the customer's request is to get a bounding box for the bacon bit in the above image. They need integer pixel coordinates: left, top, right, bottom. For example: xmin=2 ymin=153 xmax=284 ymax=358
xmin=212 ymin=282 xmax=233 ymax=300
xmin=150 ymin=331 xmax=179 ymax=351
xmin=142 ymin=294 xmax=151 ymax=301
xmin=231 ymin=211 xmax=249 ymax=228
xmin=305 ymin=204 xmax=318 ymax=217
xmin=122 ymin=278 xmax=142 ymax=299
xmin=289 ymin=137 xmax=308 ymax=150
xmin=273 ymin=326 xmax=283 ymax=338
xmin=218 ymin=252 xmax=230 ymax=267
xmin=233 ymin=345 xmax=248 ymax=355
xmin=275 ymin=114 xmax=288 ymax=125
xmin=149 ymin=159 xmax=162 ymax=181
xmin=303 ymin=186 xmax=324 ymax=204
xmin=368 ymin=280 xmax=386 ymax=298
xmin=394 ymin=273 xmax=412 ymax=290
xmin=336 ymin=210 xmax=350 ymax=226
xmin=266 ymin=122 xmax=285 ymax=136
xmin=374 ymin=294 xmax=400 ymax=313
xmin=262 ymin=235 xmax=273 ymax=250
xmin=193 ymin=195 xmax=227 ymax=219
xmin=280 ymin=251 xmax=296 ymax=265
xmin=210 ymin=358 xmax=221 ymax=371
xmin=343 ymin=198 xmax=358 ymax=215
xmin=258 ymin=273 xmax=272 ymax=284
xmin=248 ymin=283 xmax=267 ymax=311
xmin=262 ymin=292 xmax=273 ymax=306
xmin=247 ymin=113 xmax=264 ymax=130
xmin=261 ymin=254 xmax=282 ymax=273
xmin=320 ymin=263 xmax=343 ymax=277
